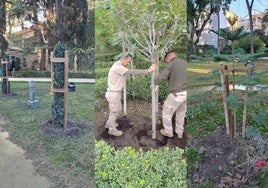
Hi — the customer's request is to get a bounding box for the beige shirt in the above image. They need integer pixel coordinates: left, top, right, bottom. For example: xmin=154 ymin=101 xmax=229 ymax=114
xmin=107 ymin=61 xmax=129 ymax=92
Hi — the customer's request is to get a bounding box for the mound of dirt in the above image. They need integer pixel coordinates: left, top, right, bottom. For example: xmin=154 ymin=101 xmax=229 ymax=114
xmin=187 ymin=126 xmax=268 ymax=187
xmin=39 ymin=119 xmax=87 ymax=137
xmin=95 ymin=99 xmax=187 ymax=151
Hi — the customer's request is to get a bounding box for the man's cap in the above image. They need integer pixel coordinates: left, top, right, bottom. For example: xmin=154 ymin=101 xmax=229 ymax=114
xmin=164 ymin=51 xmax=170 ymax=59
xmin=114 ymin=52 xmax=134 ymax=60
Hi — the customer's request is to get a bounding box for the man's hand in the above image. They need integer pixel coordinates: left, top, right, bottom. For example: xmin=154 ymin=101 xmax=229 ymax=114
xmin=150 ymin=85 xmax=159 ymax=92
xmin=154 ymin=85 xmax=159 ymax=92
xmin=148 ymin=64 xmax=156 ymax=73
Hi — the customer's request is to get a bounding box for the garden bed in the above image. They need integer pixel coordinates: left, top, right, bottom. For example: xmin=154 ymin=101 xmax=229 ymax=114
xmin=187 ymin=126 xmax=268 ymax=187
xmin=95 ymin=99 xmax=187 ymax=151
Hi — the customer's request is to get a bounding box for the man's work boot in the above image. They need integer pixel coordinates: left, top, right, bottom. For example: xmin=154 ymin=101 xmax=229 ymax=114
xmin=105 ymin=122 xmax=119 ymax=129
xmin=177 ymin=132 xmax=183 ymax=139
xmin=160 ymin=129 xmax=173 ymax=138
xmin=108 ymin=128 xmax=123 ymax=137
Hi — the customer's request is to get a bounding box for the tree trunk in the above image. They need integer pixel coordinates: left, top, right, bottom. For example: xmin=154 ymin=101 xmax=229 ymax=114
xmin=55 ymin=0 xmax=63 ymax=41
xmin=245 ymin=0 xmax=255 ymax=54
xmin=151 ymin=70 xmax=156 ymax=139
xmin=74 ymin=34 xmax=78 ymax=71
xmin=217 ymin=10 xmax=221 ymax=55
xmin=0 ymin=0 xmax=8 ymax=58
xmin=88 ymin=0 xmax=95 ymax=68
xmin=40 ymin=49 xmax=46 ymax=70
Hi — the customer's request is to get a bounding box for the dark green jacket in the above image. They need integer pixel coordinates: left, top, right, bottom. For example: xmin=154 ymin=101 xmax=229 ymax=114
xmin=155 ymin=57 xmax=187 ymax=93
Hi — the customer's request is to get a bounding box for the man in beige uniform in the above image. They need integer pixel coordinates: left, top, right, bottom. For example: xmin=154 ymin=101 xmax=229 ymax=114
xmin=106 ymin=53 xmax=156 ymax=136
xmin=155 ymin=51 xmax=187 ymax=138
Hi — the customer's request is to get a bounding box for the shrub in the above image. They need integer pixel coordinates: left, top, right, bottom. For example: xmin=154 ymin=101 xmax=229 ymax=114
xmin=212 ymin=54 xmax=232 ymax=62
xmin=233 ymin=35 xmax=266 ymax=53
xmin=95 ymin=61 xmax=170 ymax=101
xmin=95 ymin=68 xmax=110 ymax=79
xmin=96 ymin=52 xmax=119 ymax=62
xmin=95 ymin=61 xmax=114 ymax=69
xmin=95 ymin=140 xmax=187 ymax=188
xmin=95 ymin=77 xmax=108 ymax=98
xmin=127 ymin=76 xmax=151 ymax=100
xmin=13 ymin=70 xmax=94 ymax=78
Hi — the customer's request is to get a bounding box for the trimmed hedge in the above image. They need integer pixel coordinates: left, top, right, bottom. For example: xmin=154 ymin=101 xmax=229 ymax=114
xmin=95 ymin=61 xmax=114 ymax=69
xmin=95 ymin=77 xmax=108 ymax=98
xmin=13 ymin=70 xmax=94 ymax=79
xmin=95 ymin=62 xmax=170 ymax=101
xmin=95 ymin=74 xmax=169 ymax=101
xmin=95 ymin=68 xmax=110 ymax=79
xmin=95 ymin=140 xmax=187 ymax=188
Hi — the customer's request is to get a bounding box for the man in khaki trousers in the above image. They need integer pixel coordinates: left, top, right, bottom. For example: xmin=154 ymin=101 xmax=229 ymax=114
xmin=155 ymin=51 xmax=187 ymax=138
xmin=105 ymin=53 xmax=156 ymax=136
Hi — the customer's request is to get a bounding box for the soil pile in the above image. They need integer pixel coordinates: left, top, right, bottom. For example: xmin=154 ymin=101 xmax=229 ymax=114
xmin=95 ymin=99 xmax=187 ymax=151
xmin=188 ymin=126 xmax=268 ymax=187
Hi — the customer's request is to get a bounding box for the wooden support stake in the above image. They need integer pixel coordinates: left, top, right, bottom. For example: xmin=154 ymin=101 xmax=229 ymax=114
xmin=242 ymin=85 xmax=248 ymax=137
xmin=224 ymin=65 xmax=234 ymax=141
xmin=63 ymin=52 xmax=69 ymax=128
xmin=234 ymin=109 xmax=237 ymax=139
xmin=123 ymin=83 xmax=127 ymax=115
xmin=220 ymin=70 xmax=230 ymax=135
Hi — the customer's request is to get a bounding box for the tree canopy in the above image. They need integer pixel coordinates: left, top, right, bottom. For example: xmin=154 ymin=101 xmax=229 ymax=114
xmin=1 ymin=0 xmax=95 ymax=70
xmin=187 ymin=0 xmax=233 ymax=48
xmin=96 ymin=0 xmax=187 ymax=61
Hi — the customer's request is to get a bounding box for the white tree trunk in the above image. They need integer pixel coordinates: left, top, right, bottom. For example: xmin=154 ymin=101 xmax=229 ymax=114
xmin=151 ymin=70 xmax=156 ymax=139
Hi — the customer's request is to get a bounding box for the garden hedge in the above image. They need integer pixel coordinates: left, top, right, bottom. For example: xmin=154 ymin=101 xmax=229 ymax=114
xmin=95 ymin=140 xmax=187 ymax=188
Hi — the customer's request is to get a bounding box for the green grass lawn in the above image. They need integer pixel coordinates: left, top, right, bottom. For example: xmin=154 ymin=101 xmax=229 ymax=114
xmin=187 ymin=60 xmax=268 ymax=137
xmin=187 ymin=60 xmax=268 ymax=187
xmin=187 ymin=60 xmax=268 ymax=88
xmin=0 ymin=82 xmax=95 ymax=187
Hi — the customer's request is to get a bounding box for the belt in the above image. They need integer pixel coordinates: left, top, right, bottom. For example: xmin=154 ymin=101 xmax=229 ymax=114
xmin=172 ymin=91 xmax=187 ymax=97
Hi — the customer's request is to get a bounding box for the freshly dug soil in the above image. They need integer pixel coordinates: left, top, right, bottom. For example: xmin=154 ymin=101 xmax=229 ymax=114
xmin=95 ymin=99 xmax=187 ymax=151
xmin=187 ymin=126 xmax=268 ymax=187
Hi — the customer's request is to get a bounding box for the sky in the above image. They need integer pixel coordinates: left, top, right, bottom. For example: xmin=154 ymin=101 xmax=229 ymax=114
xmin=230 ymin=0 xmax=268 ymax=18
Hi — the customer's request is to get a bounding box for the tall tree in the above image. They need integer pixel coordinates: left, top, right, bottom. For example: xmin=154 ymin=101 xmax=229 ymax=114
xmin=211 ymin=27 xmax=248 ymax=58
xmin=187 ymin=0 xmax=233 ymax=53
xmin=100 ymin=0 xmax=187 ymax=138
xmin=245 ymin=0 xmax=255 ymax=54
xmin=0 ymin=0 xmax=8 ymax=58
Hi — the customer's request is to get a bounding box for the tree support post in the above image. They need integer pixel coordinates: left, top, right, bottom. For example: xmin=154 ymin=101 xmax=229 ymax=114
xmin=220 ymin=68 xmax=230 ymax=135
xmin=151 ymin=69 xmax=156 ymax=139
xmin=51 ymin=51 xmax=69 ymax=128
xmin=242 ymin=85 xmax=248 ymax=137
xmin=1 ymin=61 xmax=10 ymax=94
xmin=123 ymin=83 xmax=127 ymax=115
